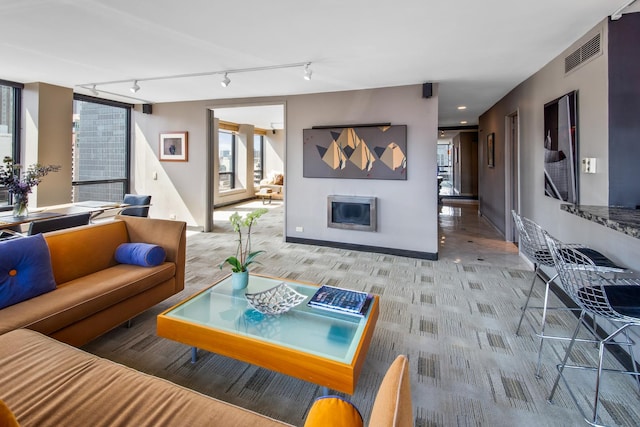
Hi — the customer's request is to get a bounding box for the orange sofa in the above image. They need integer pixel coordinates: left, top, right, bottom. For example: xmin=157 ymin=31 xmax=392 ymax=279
xmin=0 ymin=215 xmax=186 ymax=346
xmin=0 ymin=329 xmax=412 ymax=427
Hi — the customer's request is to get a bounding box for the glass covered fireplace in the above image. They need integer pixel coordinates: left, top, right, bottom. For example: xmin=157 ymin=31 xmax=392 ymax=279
xmin=327 ymin=195 xmax=377 ymax=232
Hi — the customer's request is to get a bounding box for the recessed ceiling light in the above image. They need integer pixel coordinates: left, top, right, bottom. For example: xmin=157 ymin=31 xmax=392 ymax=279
xmin=460 ymin=120 xmax=468 ymax=124
xmin=457 ymin=106 xmax=467 ymax=110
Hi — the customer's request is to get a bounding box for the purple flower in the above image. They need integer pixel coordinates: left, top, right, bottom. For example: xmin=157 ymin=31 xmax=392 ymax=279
xmin=0 ymin=156 xmax=60 ymax=197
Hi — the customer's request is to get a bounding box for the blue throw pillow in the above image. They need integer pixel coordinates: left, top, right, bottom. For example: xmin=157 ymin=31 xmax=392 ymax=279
xmin=0 ymin=234 xmax=56 ymax=309
xmin=115 ymin=243 xmax=166 ymax=267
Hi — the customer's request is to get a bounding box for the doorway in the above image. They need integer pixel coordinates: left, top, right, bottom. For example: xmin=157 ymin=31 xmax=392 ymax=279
xmin=205 ymin=103 xmax=285 ymax=231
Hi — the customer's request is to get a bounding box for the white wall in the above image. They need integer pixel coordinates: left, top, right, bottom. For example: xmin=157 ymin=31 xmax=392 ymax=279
xmin=264 ymin=129 xmax=284 ymax=177
xmin=285 ymin=85 xmax=439 ymax=255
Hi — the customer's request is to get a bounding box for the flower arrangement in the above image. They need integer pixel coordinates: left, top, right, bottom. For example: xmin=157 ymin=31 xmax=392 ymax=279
xmin=218 ymin=208 xmax=269 ymax=273
xmin=0 ymin=156 xmax=61 ymax=217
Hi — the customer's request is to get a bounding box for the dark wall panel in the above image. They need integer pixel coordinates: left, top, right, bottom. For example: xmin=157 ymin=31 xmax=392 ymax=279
xmin=609 ymin=12 xmax=640 ymax=207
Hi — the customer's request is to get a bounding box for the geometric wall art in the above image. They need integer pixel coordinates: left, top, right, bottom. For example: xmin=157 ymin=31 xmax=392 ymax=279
xmin=303 ymin=125 xmax=407 ymax=179
xmin=543 ymin=91 xmax=578 ymax=203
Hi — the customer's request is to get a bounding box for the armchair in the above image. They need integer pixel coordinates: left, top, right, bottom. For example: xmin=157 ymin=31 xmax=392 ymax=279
xmin=119 ymin=194 xmax=152 ymax=217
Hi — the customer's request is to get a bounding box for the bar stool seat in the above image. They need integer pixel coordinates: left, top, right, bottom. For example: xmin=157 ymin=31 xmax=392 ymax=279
xmin=511 ymin=210 xmax=626 ymax=378
xmin=544 ymin=233 xmax=640 ymax=426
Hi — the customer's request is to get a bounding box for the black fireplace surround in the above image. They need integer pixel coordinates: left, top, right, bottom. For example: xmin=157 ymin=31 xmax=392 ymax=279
xmin=327 ymin=195 xmax=377 ymax=232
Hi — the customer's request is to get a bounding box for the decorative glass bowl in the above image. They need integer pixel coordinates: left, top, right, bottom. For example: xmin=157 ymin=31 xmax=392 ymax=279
xmin=245 ymin=282 xmax=307 ymax=315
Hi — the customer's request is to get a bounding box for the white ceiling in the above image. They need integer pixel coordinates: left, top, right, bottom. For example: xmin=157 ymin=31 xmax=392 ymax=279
xmin=1 ymin=0 xmax=633 ymax=128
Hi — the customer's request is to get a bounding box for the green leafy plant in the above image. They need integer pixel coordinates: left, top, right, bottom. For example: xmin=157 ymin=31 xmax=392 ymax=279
xmin=218 ymin=208 xmax=269 ymax=273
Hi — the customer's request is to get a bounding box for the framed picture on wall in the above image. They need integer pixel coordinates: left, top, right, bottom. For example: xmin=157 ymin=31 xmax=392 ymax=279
xmin=487 ymin=133 xmax=495 ymax=168
xmin=302 ymin=125 xmax=407 ymax=180
xmin=543 ymin=91 xmax=578 ymax=203
xmin=159 ymin=131 xmax=188 ymax=162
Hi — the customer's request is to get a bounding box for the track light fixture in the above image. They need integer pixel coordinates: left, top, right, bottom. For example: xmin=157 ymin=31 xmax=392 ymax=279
xmin=304 ymin=63 xmax=312 ymax=81
xmin=221 ymin=73 xmax=231 ymax=87
xmin=130 ymin=80 xmax=140 ymax=93
xmin=90 ymin=85 xmax=99 ymax=96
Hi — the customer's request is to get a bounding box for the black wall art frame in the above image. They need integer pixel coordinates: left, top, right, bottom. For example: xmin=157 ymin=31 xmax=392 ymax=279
xmin=544 ymin=91 xmax=578 ymax=204
xmin=303 ymin=125 xmax=407 ymax=180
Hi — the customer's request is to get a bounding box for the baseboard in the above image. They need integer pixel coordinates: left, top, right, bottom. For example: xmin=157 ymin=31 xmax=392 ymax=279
xmin=285 ymin=236 xmax=438 ymax=260
xmin=214 ymin=196 xmax=256 ymax=209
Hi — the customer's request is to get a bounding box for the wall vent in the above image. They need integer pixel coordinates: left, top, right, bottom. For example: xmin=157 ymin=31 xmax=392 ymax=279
xmin=565 ymin=32 xmax=602 ymax=74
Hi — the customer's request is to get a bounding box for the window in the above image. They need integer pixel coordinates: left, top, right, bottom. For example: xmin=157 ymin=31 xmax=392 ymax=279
xmin=72 ymin=95 xmax=131 ymax=202
xmin=219 ymin=130 xmax=236 ymax=191
xmin=0 ymin=80 xmax=22 ymax=210
xmin=254 ymin=134 xmax=264 ymax=185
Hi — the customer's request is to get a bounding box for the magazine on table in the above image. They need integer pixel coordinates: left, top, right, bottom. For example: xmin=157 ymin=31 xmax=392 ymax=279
xmin=308 ymin=285 xmax=373 ymax=316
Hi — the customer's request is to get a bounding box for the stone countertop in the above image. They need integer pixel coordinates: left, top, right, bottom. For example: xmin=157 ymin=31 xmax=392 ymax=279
xmin=561 ymin=204 xmax=640 ymax=239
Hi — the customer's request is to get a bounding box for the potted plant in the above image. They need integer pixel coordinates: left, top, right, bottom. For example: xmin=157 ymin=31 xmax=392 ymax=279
xmin=218 ymin=208 xmax=268 ymax=289
xmin=0 ymin=157 xmax=61 ymax=218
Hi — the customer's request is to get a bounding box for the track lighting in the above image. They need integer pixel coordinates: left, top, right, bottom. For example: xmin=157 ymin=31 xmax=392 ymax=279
xmin=81 ymin=61 xmax=312 ymax=97
xmin=221 ymin=73 xmax=231 ymax=87
xmin=304 ymin=63 xmax=312 ymax=81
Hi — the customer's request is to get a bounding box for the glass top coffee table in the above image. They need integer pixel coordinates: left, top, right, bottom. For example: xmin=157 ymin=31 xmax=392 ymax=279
xmin=157 ymin=273 xmax=379 ymax=395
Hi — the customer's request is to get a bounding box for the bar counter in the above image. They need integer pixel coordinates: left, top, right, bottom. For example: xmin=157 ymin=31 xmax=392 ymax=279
xmin=561 ymin=204 xmax=640 ymax=239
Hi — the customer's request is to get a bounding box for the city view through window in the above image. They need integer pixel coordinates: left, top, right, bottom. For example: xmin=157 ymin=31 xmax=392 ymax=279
xmin=72 ymin=98 xmax=129 ymax=202
xmin=218 ymin=131 xmax=235 ymax=191
xmin=218 ymin=130 xmax=265 ymax=191
xmin=0 ymin=84 xmax=15 ymax=206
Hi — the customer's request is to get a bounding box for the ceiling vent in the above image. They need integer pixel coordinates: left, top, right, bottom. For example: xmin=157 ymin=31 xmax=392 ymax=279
xmin=565 ymin=32 xmax=602 ymax=74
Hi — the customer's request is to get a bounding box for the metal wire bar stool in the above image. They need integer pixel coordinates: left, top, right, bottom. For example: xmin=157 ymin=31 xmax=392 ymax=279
xmin=545 ymin=233 xmax=640 ymax=426
xmin=511 ymin=211 xmax=625 ymax=378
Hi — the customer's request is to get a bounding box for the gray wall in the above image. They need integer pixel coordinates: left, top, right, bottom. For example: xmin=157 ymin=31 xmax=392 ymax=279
xmin=608 ymin=12 xmax=640 ymax=207
xmin=479 ymin=18 xmax=640 ymax=272
xmin=131 ymin=98 xmax=286 ymax=227
xmin=285 ymin=85 xmax=439 ymax=255
xmin=132 ymin=101 xmax=211 ymax=226
xmin=453 ymin=132 xmax=478 ymax=197
xmin=131 ymin=85 xmax=439 ymax=254
xmin=479 ymin=16 xmax=640 ymax=365
xmin=130 ymin=86 xmax=440 ymax=257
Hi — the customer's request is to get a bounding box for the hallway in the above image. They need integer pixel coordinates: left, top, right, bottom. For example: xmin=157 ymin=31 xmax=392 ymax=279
xmin=438 ymin=199 xmax=527 ymax=268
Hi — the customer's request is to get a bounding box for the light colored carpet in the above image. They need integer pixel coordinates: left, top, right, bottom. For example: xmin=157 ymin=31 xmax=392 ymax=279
xmin=83 ymin=201 xmax=640 ymax=426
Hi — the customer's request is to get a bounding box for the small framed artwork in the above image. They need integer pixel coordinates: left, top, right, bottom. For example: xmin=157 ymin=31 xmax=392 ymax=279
xmin=487 ymin=132 xmax=495 ymax=168
xmin=159 ymin=131 xmax=188 ymax=162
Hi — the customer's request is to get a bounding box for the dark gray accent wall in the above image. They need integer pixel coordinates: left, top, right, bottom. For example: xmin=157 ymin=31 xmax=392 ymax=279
xmin=608 ymin=12 xmax=640 ymax=207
